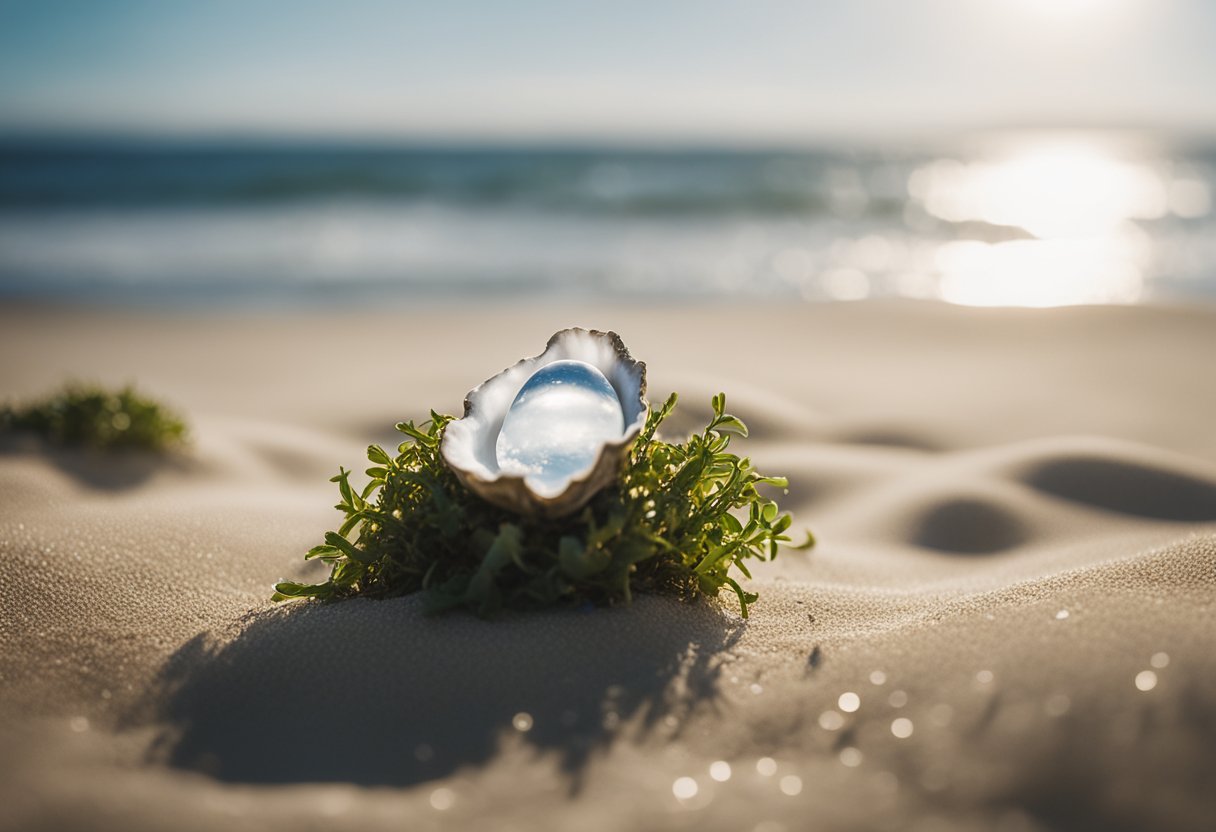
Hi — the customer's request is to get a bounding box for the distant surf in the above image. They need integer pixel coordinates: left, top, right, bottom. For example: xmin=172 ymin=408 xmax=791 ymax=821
xmin=1 ymin=135 xmax=1213 ymax=306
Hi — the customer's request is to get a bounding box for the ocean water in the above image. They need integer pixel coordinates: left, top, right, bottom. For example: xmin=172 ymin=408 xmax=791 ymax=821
xmin=1 ymin=134 xmax=1213 ymax=307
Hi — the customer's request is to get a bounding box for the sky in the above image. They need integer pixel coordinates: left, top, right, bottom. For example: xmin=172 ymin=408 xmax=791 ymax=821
xmin=1 ymin=0 xmax=1214 ymax=143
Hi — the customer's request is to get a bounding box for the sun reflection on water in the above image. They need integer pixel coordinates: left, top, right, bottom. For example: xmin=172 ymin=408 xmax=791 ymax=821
xmin=910 ymin=138 xmax=1189 ymax=307
xmin=935 ymin=237 xmax=1145 ymax=307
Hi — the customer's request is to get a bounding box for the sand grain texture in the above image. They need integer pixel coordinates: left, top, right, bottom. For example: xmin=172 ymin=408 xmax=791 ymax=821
xmin=1 ymin=301 xmax=1215 ymax=832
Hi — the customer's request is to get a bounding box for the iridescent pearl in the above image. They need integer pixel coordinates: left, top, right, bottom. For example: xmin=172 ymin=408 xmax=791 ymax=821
xmin=495 ymin=359 xmax=624 ymax=497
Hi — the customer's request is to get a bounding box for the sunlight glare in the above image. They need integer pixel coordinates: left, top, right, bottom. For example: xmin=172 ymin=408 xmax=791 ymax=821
xmin=913 ymin=139 xmax=1164 ymax=306
xmin=936 ymin=238 xmax=1144 ymax=307
xmin=913 ymin=142 xmax=1167 ymax=239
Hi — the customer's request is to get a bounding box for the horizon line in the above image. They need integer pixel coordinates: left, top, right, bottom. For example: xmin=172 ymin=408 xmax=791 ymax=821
xmin=3 ymin=123 xmax=1216 ymax=154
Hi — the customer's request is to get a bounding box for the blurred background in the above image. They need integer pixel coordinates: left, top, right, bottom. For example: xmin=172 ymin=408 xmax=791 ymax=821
xmin=1 ymin=0 xmax=1213 ymax=309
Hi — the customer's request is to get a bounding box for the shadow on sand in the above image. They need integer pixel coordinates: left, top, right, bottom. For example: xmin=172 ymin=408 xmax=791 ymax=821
xmin=146 ymin=594 xmax=741 ymax=789
xmin=0 ymin=433 xmax=188 ymax=489
xmin=1022 ymin=456 xmax=1216 ymax=522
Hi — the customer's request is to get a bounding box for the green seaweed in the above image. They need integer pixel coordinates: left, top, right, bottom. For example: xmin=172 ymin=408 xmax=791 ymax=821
xmin=274 ymin=393 xmax=812 ymax=616
xmin=1 ymin=382 xmax=187 ymax=452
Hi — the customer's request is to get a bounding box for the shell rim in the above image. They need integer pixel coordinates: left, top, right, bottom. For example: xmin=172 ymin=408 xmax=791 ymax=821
xmin=440 ymin=327 xmax=649 ymax=512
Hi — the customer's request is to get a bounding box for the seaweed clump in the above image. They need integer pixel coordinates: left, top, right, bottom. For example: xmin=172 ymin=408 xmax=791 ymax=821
xmin=1 ymin=382 xmax=187 ymax=452
xmin=275 ymin=393 xmax=812 ymax=617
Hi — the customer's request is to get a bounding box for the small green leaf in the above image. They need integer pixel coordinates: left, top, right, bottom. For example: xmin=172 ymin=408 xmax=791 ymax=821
xmin=272 ymin=580 xmax=334 ymax=601
xmin=396 ymin=421 xmax=435 ymax=445
xmin=713 ymin=415 xmax=749 ymax=437
xmin=324 ymin=531 xmax=376 ymax=564
xmin=305 ymin=544 xmax=341 ymax=560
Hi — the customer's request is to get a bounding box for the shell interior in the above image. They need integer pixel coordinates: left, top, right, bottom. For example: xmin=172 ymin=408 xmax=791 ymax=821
xmin=441 ymin=329 xmax=647 ymax=515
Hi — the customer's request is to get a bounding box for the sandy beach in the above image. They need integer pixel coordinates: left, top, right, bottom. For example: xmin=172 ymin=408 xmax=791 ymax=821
xmin=2 ymin=299 xmax=1215 ymax=832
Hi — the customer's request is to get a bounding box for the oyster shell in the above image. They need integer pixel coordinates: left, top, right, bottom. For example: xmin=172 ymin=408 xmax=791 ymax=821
xmin=440 ymin=328 xmax=648 ymax=518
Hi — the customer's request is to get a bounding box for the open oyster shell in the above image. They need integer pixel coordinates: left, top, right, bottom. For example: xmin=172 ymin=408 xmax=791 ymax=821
xmin=440 ymin=328 xmax=648 ymax=518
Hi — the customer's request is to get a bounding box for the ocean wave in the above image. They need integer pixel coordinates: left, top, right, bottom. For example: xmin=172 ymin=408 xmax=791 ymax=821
xmin=1 ymin=140 xmax=1213 ymax=306
xmin=0 ymin=145 xmax=910 ymax=217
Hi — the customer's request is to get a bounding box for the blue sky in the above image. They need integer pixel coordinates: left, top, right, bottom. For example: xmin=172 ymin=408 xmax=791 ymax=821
xmin=1 ymin=0 xmax=1213 ymax=142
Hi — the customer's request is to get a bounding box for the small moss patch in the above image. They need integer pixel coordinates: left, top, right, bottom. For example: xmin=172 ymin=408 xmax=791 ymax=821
xmin=1 ymin=382 xmax=187 ymax=452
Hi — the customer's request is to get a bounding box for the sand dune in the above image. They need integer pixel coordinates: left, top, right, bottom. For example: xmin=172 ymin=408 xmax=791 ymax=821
xmin=2 ymin=301 xmax=1215 ymax=831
